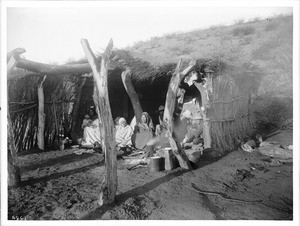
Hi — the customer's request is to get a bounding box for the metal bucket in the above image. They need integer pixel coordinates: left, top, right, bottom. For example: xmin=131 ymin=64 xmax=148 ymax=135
xmin=148 ymin=156 xmax=163 ymax=172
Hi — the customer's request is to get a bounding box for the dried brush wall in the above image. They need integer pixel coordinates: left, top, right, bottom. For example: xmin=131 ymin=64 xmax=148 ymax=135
xmin=9 ymin=76 xmax=40 ymax=151
xmin=8 ymin=74 xmax=79 ymax=152
xmin=209 ymin=63 xmax=263 ymax=154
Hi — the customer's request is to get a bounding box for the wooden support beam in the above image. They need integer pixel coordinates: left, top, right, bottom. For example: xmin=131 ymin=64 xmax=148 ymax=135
xmin=163 ymin=59 xmax=196 ymax=170
xmin=71 ymin=77 xmax=87 ymax=141
xmin=81 ymin=38 xmax=117 ymax=206
xmin=194 ymin=82 xmax=212 ymax=149
xmin=121 ymin=68 xmax=143 ymax=124
xmin=15 ymin=58 xmax=92 ymax=75
xmin=7 ymin=50 xmax=123 ymax=81
xmin=37 ymin=76 xmax=47 ymax=150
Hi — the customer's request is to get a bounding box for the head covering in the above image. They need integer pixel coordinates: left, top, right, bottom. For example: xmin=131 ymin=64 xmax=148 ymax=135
xmin=156 ymin=105 xmax=165 ymax=113
xmin=118 ymin=117 xmax=127 ymax=126
xmin=140 ymin=112 xmax=154 ymax=130
xmin=115 ymin=118 xmax=133 ymax=146
xmin=141 ymin=112 xmax=150 ymax=124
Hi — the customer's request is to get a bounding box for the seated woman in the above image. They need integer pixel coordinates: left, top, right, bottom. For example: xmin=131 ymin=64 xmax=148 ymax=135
xmin=81 ymin=106 xmax=101 ymax=148
xmin=134 ymin=112 xmax=154 ymax=134
xmin=115 ymin=117 xmax=133 ymax=149
xmin=132 ymin=112 xmax=155 ymax=150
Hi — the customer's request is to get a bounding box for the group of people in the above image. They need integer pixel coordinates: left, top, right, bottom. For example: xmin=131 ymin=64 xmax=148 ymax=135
xmin=79 ymin=105 xmax=204 ymax=152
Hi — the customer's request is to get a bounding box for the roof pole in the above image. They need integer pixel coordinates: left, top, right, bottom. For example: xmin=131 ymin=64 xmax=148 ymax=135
xmin=121 ymin=68 xmax=143 ymax=124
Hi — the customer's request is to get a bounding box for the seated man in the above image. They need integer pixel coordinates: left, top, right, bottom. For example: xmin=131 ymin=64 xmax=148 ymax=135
xmin=115 ymin=117 xmax=133 ymax=150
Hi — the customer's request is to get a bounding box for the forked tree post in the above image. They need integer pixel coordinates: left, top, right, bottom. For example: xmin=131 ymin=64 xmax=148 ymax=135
xmin=121 ymin=68 xmax=143 ymax=124
xmin=37 ymin=76 xmax=47 ymax=150
xmin=81 ymin=38 xmax=117 ymax=206
xmin=163 ymin=59 xmax=196 ymax=170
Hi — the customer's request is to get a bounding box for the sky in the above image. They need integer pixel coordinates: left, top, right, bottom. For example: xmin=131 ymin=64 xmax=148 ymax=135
xmin=6 ymin=3 xmax=293 ymax=64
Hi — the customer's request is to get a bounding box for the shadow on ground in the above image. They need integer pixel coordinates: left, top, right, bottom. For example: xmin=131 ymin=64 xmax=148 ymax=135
xmin=80 ymin=153 xmax=228 ymax=220
xmin=21 ymin=157 xmax=104 ymax=186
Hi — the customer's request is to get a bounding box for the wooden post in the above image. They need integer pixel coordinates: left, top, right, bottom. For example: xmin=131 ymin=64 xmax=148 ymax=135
xmin=71 ymin=77 xmax=87 ymax=141
xmin=37 ymin=76 xmax=47 ymax=150
xmin=121 ymin=68 xmax=143 ymax=124
xmin=81 ymin=38 xmax=117 ymax=206
xmin=163 ymin=59 xmax=196 ymax=170
xmin=194 ymin=82 xmax=212 ymax=149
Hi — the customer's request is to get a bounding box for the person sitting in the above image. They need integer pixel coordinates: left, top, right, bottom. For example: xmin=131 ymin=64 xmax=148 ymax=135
xmin=181 ymin=113 xmax=204 ymax=149
xmin=81 ymin=106 xmax=101 ymax=148
xmin=82 ymin=113 xmax=91 ymax=129
xmin=132 ymin=112 xmax=155 ymax=150
xmin=134 ymin=112 xmax=154 ymax=134
xmin=115 ymin=117 xmax=133 ymax=150
xmin=155 ymin=105 xmax=165 ymax=136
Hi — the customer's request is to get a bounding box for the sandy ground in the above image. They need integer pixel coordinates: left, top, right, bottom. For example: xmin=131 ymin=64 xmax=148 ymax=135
xmin=8 ymin=129 xmax=293 ymax=220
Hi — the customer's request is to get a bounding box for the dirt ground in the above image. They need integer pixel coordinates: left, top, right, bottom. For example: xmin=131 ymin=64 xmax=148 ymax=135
xmin=8 ymin=129 xmax=293 ymax=220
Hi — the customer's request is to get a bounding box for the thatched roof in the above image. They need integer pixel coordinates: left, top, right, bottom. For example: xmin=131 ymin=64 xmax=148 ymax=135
xmin=8 ymin=49 xmax=264 ymax=153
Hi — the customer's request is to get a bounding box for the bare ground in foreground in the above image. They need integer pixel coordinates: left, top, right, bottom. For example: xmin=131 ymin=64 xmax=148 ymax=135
xmin=8 ymin=129 xmax=293 ymax=220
